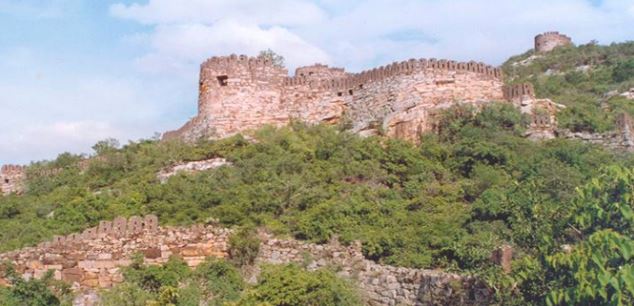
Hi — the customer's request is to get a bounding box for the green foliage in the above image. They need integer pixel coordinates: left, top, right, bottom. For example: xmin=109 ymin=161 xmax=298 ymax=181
xmin=0 ymin=262 xmax=72 ymax=306
xmin=192 ymin=258 xmax=244 ymax=305
xmin=228 ymin=227 xmax=261 ymax=267
xmin=239 ymin=264 xmax=361 ymax=306
xmin=257 ymin=49 xmax=285 ymax=67
xmin=544 ymin=166 xmax=633 ymax=305
xmin=103 ymin=257 xmax=244 ymax=306
xmin=613 ymin=58 xmax=634 ymax=82
xmin=503 ymin=41 xmax=634 ymax=132
xmin=0 ymin=98 xmax=633 ymax=304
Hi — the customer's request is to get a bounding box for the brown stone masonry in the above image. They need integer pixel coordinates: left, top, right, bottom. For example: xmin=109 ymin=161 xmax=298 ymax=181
xmin=534 ymin=31 xmax=572 ymax=53
xmin=0 ymin=217 xmax=491 ymax=305
xmin=163 ymin=54 xmax=509 ymax=143
xmin=0 ymin=165 xmax=26 ymax=195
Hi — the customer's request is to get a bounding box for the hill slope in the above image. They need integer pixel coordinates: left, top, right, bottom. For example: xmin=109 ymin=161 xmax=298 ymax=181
xmin=1 ymin=42 xmax=634 ymax=305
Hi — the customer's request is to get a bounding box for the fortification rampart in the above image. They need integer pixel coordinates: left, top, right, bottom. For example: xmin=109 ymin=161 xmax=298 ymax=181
xmin=504 ymin=82 xmax=535 ymax=103
xmin=165 ymin=54 xmax=507 ymax=143
xmin=0 ymin=217 xmax=491 ymax=305
xmin=535 ymin=31 xmax=572 ymax=53
xmin=0 ymin=164 xmax=26 ymax=195
xmin=0 ymin=215 xmax=230 ymax=289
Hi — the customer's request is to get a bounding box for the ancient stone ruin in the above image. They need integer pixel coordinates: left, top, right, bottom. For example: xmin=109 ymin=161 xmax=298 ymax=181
xmin=0 ymin=215 xmax=230 ymax=290
xmin=0 ymin=165 xmax=26 ymax=195
xmin=505 ymin=83 xmax=566 ymax=140
xmin=534 ymin=31 xmax=573 ymax=53
xmin=163 ymin=54 xmax=514 ymax=143
xmin=0 ymin=216 xmax=492 ymax=305
xmin=559 ymin=113 xmax=634 ymax=152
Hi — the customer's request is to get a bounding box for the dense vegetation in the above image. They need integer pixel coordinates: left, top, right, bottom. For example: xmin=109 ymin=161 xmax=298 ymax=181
xmin=502 ymin=41 xmax=634 ymax=132
xmin=1 ymin=42 xmax=634 ymax=305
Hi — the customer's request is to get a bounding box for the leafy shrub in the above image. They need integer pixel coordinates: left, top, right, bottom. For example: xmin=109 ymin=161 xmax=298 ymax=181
xmin=239 ymin=264 xmax=361 ymax=306
xmin=613 ymin=58 xmax=634 ymax=82
xmin=0 ymin=262 xmax=71 ymax=306
xmin=228 ymin=227 xmax=261 ymax=267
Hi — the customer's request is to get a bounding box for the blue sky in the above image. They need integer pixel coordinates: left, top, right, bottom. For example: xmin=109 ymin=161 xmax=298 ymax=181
xmin=1 ymin=0 xmax=633 ymax=164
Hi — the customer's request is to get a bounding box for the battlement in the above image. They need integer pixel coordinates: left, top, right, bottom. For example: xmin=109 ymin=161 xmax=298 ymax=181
xmin=535 ymin=31 xmax=572 ymax=53
xmin=282 ymin=58 xmax=503 ymax=92
xmin=41 ymin=215 xmax=159 ymax=248
xmin=166 ymin=53 xmax=507 ymax=142
xmin=503 ymin=83 xmax=535 ymax=102
xmin=1 ymin=164 xmax=25 ymax=174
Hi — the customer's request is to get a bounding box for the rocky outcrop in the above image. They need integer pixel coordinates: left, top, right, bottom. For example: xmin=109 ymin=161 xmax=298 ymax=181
xmin=157 ymin=158 xmax=231 ymax=183
xmin=620 ymin=88 xmax=634 ymax=100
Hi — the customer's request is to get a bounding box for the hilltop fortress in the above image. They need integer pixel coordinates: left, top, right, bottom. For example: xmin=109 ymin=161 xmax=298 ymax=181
xmin=163 ymin=55 xmax=521 ymax=142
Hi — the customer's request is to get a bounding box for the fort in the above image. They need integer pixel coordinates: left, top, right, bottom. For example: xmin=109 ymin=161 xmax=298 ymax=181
xmin=534 ymin=31 xmax=573 ymax=53
xmin=163 ymin=54 xmax=511 ymax=143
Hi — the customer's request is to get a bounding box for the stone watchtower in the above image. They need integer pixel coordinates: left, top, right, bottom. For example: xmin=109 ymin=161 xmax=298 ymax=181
xmin=534 ymin=32 xmax=572 ymax=53
xmin=0 ymin=165 xmax=26 ymax=195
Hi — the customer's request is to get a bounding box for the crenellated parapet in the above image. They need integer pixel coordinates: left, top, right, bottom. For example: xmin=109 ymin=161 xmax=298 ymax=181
xmin=165 ymin=53 xmax=507 ymax=142
xmin=40 ymin=215 xmax=159 ymax=248
xmin=282 ymin=58 xmax=503 ymax=93
xmin=535 ymin=31 xmax=572 ymax=53
xmin=503 ymin=82 xmax=535 ymax=103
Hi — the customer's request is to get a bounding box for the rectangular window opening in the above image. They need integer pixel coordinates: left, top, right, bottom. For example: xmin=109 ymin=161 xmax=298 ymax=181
xmin=217 ymin=75 xmax=229 ymax=86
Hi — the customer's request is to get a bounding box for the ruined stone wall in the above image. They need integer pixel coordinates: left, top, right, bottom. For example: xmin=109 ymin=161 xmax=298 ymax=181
xmin=504 ymin=83 xmax=535 ymax=104
xmin=535 ymin=31 xmax=572 ymax=53
xmin=0 ymin=164 xmax=26 ymax=195
xmin=559 ymin=113 xmax=634 ymax=152
xmin=0 ymin=215 xmax=230 ymax=290
xmin=0 ymin=218 xmax=490 ymax=305
xmin=164 ymin=54 xmax=505 ymax=143
xmin=257 ymin=234 xmax=490 ymax=306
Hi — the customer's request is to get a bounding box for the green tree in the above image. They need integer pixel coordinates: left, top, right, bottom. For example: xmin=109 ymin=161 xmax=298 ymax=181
xmin=239 ymin=264 xmax=361 ymax=306
xmin=257 ymin=49 xmax=285 ymax=67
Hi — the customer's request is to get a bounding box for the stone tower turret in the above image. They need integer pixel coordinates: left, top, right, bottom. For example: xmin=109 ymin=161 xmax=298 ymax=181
xmin=535 ymin=31 xmax=572 ymax=53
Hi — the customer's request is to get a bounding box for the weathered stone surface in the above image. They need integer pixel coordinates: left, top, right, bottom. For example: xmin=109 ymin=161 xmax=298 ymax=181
xmin=559 ymin=113 xmax=634 ymax=152
xmin=163 ymin=54 xmax=506 ymax=144
xmin=620 ymin=88 xmax=634 ymax=100
xmin=535 ymin=31 xmax=572 ymax=53
xmin=157 ymin=158 xmax=231 ymax=183
xmin=0 ymin=216 xmax=230 ymax=292
xmin=0 ymin=164 xmax=26 ymax=195
xmin=0 ymin=216 xmax=492 ymax=305
xmin=255 ymin=234 xmax=491 ymax=305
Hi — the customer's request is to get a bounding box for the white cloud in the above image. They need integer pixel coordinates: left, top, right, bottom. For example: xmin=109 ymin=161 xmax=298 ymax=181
xmin=0 ymin=121 xmax=122 ymax=164
xmin=110 ymin=0 xmax=326 ymax=26
xmin=135 ymin=20 xmax=331 ymax=73
xmin=112 ymin=0 xmax=634 ymax=74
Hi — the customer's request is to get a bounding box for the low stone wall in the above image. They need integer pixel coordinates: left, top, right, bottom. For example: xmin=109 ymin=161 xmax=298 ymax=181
xmin=1 ymin=218 xmax=490 ymax=305
xmin=0 ymin=216 xmax=230 ymax=289
xmin=257 ymin=234 xmax=490 ymax=306
xmin=559 ymin=129 xmax=633 ymax=152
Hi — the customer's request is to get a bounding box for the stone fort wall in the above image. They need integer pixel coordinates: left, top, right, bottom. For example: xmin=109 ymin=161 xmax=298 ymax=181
xmin=163 ymin=54 xmax=507 ymax=143
xmin=0 ymin=216 xmax=491 ymax=305
xmin=0 ymin=165 xmax=26 ymax=195
xmin=535 ymin=31 xmax=572 ymax=53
